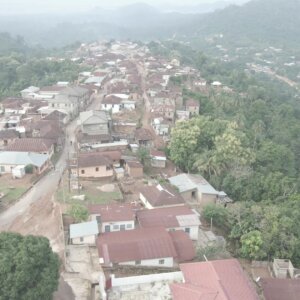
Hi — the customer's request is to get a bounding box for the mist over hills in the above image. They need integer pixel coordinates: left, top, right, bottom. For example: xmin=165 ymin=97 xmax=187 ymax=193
xmin=0 ymin=0 xmax=299 ymax=49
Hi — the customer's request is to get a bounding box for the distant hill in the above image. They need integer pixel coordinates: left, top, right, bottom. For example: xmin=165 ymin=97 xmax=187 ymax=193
xmin=0 ymin=0 xmax=299 ymax=49
xmin=0 ymin=33 xmax=27 ymax=55
xmin=187 ymin=0 xmax=300 ymax=48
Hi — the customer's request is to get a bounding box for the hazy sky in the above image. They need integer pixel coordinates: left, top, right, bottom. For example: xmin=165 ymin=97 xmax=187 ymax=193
xmin=0 ymin=0 xmax=248 ymax=14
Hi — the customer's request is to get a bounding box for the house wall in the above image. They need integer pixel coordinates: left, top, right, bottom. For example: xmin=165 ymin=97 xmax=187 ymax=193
xmin=0 ymin=162 xmax=48 ymax=175
xmin=127 ymin=165 xmax=143 ymax=178
xmin=82 ymin=123 xmax=108 ymax=135
xmin=151 ymin=159 xmax=166 ymax=168
xmin=180 ymin=190 xmax=198 ymax=203
xmin=71 ymin=234 xmax=96 ymax=245
xmin=101 ymin=221 xmax=135 ymax=233
xmin=188 ymin=106 xmax=199 ymax=115
xmin=101 ymin=103 xmax=121 ymax=114
xmin=169 ymin=226 xmax=199 ymax=241
xmin=72 ymin=165 xmax=113 ymax=179
xmin=118 ymin=257 xmax=174 ymax=268
xmin=199 ymin=193 xmax=218 ymax=207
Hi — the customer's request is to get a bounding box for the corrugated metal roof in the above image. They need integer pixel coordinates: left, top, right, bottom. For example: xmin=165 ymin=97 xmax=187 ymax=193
xmin=169 ymin=174 xmax=219 ymax=195
xmin=0 ymin=151 xmax=48 ymax=168
xmin=176 ymin=215 xmax=201 ymax=227
xmin=70 ymin=220 xmax=99 ymax=239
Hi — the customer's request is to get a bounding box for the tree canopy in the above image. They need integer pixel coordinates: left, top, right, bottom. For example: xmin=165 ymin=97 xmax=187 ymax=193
xmin=0 ymin=232 xmax=60 ymax=300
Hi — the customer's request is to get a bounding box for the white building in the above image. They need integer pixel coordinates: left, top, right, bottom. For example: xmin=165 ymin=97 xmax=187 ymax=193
xmin=70 ymin=220 xmax=99 ymax=245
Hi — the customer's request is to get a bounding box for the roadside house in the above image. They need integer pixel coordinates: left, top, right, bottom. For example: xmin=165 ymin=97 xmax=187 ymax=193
xmin=185 ymin=99 xmax=200 ymax=116
xmin=101 ymin=95 xmax=123 ymax=114
xmin=0 ymin=151 xmax=49 ymax=174
xmin=70 ymin=152 xmax=114 ymax=179
xmin=79 ymin=110 xmax=111 ymax=136
xmin=0 ymin=130 xmax=19 ymax=149
xmin=134 ymin=128 xmax=153 ymax=147
xmin=125 ymin=160 xmax=143 ymax=178
xmin=6 ymin=138 xmax=55 ymax=157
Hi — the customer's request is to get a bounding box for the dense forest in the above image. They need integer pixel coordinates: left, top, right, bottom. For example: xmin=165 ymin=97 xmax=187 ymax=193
xmin=0 ymin=33 xmax=85 ymax=99
xmin=150 ymin=41 xmax=300 ymax=266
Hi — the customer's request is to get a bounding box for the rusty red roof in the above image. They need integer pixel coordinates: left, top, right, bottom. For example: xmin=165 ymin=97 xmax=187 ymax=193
xmin=261 ymin=278 xmax=300 ymax=300
xmin=137 ymin=205 xmax=199 ymax=229
xmin=97 ymin=227 xmax=178 ymax=265
xmin=140 ymin=185 xmax=185 ymax=207
xmin=169 ymin=231 xmax=196 ymax=262
xmin=77 ymin=152 xmax=112 ymax=168
xmin=88 ymin=203 xmax=138 ymax=222
xmin=171 ymin=259 xmax=259 ymax=300
xmin=6 ymin=138 xmax=54 ymax=153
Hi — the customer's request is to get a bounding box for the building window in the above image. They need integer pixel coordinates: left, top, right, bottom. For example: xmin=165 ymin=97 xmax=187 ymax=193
xmin=104 ymin=225 xmax=110 ymax=232
xmin=80 ymin=237 xmax=84 ymax=242
xmin=106 ymin=166 xmax=111 ymax=171
xmin=95 ymin=167 xmax=99 ymax=172
xmin=81 ymin=170 xmax=85 ymax=174
xmin=185 ymin=228 xmax=190 ymax=234
xmin=126 ymin=224 xmax=133 ymax=229
xmin=120 ymin=224 xmax=126 ymax=231
xmin=159 ymin=259 xmax=165 ymax=265
xmin=113 ymin=224 xmax=119 ymax=230
xmin=135 ymin=260 xmax=141 ymax=265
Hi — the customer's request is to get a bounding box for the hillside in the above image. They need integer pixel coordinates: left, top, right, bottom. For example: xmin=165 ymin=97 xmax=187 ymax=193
xmin=188 ymin=0 xmax=300 ymax=48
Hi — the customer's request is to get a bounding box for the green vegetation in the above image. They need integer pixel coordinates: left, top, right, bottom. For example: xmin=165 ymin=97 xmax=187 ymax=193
xmin=68 ymin=203 xmax=88 ymax=222
xmin=0 ymin=33 xmax=85 ymax=99
xmin=202 ymin=197 xmax=300 ymax=266
xmin=0 ymin=186 xmax=28 ymax=206
xmin=0 ymin=232 xmax=60 ymax=300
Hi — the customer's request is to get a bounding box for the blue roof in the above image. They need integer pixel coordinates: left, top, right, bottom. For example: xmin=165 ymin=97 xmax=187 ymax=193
xmin=70 ymin=220 xmax=99 ymax=238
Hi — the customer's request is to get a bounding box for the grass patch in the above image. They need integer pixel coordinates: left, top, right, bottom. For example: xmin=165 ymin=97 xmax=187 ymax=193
xmin=0 ymin=186 xmax=28 ymax=205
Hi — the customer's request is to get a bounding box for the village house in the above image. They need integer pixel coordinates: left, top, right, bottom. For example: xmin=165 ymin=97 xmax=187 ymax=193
xmin=101 ymin=95 xmax=123 ymax=114
xmin=185 ymin=99 xmax=200 ymax=116
xmin=151 ymin=117 xmax=170 ymax=136
xmin=0 ymin=130 xmax=19 ymax=149
xmin=48 ymin=94 xmax=79 ymax=118
xmin=69 ymin=220 xmax=99 ymax=245
xmin=0 ymin=151 xmax=49 ymax=175
xmin=137 ymin=205 xmax=200 ymax=240
xmin=88 ymin=203 xmax=137 ymax=233
xmin=43 ymin=110 xmax=69 ymax=125
xmin=6 ymin=138 xmax=55 ymax=157
xmin=70 ymin=152 xmax=114 ymax=179
xmin=170 ymin=259 xmax=259 ymax=300
xmin=139 ymin=184 xmax=185 ymax=209
xmin=38 ymin=85 xmax=65 ymax=98
xmin=150 ymin=149 xmax=167 ymax=168
xmin=169 ymin=173 xmax=228 ymax=207
xmin=134 ymin=128 xmax=153 ymax=147
xmin=20 ymin=86 xmax=40 ymax=99
xmin=125 ymin=160 xmax=143 ymax=178
xmin=60 ymin=86 xmax=91 ymax=109
xmin=97 ymin=227 xmax=195 ymax=268
xmin=79 ymin=110 xmax=111 ymax=136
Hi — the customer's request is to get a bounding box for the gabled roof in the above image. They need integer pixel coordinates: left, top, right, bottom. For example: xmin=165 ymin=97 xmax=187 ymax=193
xmin=0 ymin=151 xmax=48 ymax=167
xmin=70 ymin=220 xmax=99 ymax=239
xmin=6 ymin=138 xmax=54 ymax=153
xmin=97 ymin=227 xmax=177 ymax=264
xmin=170 ymin=259 xmax=259 ymax=300
xmin=140 ymin=185 xmax=185 ymax=207
xmin=77 ymin=152 xmax=112 ymax=168
xmin=79 ymin=110 xmax=109 ymax=124
xmin=137 ymin=205 xmax=200 ymax=229
xmin=88 ymin=203 xmax=137 ymax=222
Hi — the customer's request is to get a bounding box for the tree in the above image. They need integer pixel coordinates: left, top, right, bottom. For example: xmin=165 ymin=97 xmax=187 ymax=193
xmin=68 ymin=203 xmax=88 ymax=222
xmin=202 ymin=204 xmax=228 ymax=227
xmin=240 ymin=230 xmax=265 ymax=260
xmin=0 ymin=232 xmax=60 ymax=300
xmin=136 ymin=147 xmax=150 ymax=166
